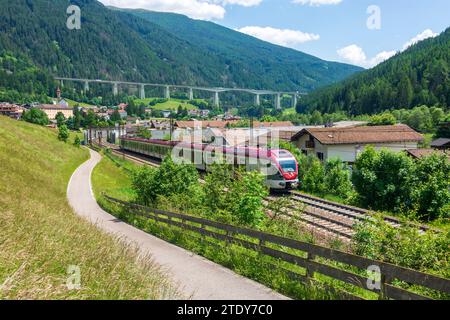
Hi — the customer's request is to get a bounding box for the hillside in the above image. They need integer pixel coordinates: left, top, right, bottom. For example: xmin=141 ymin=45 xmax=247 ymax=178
xmin=0 ymin=0 xmax=361 ymax=96
xmin=134 ymin=98 xmax=200 ymax=111
xmin=298 ymin=28 xmax=450 ymax=115
xmin=0 ymin=116 xmax=177 ymax=299
xmin=117 ymin=8 xmax=362 ymax=91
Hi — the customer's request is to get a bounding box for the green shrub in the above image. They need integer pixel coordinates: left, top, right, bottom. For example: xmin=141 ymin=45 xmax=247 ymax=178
xmin=324 ymin=158 xmax=353 ymax=198
xmin=136 ymin=126 xmax=152 ymax=139
xmin=414 ymin=153 xmax=450 ymax=220
xmin=57 ymin=125 xmax=69 ymax=143
xmin=55 ymin=112 xmax=66 ymax=127
xmin=353 ymin=216 xmax=449 ymax=279
xmin=131 ymin=166 xmax=158 ymax=206
xmin=352 ymin=146 xmax=416 ymax=212
xmin=73 ymin=135 xmax=81 ymax=147
xmin=301 ymin=155 xmax=326 ymax=195
xmin=202 ymin=164 xmax=269 ymax=227
xmin=21 ymin=108 xmax=49 ymax=126
xmin=353 ymin=146 xmax=449 ymax=220
xmin=230 ymin=169 xmax=269 ymax=227
xmin=131 ymin=155 xmax=199 ymax=206
xmin=368 ymin=112 xmax=397 ymax=126
xmin=203 ymin=164 xmax=235 ymax=222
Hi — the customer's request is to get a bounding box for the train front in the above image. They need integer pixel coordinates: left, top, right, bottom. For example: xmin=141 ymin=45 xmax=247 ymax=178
xmin=268 ymin=150 xmax=299 ymax=190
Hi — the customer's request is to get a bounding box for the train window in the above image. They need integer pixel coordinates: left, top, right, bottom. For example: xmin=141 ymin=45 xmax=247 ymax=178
xmin=268 ymin=171 xmax=283 ymax=181
xmin=279 ymin=160 xmax=296 ymax=173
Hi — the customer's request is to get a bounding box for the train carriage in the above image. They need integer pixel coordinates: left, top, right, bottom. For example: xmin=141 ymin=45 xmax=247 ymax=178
xmin=120 ymin=137 xmax=299 ymax=190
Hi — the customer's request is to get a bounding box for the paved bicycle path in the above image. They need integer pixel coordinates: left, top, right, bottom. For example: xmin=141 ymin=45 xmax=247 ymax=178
xmin=67 ymin=149 xmax=288 ymax=300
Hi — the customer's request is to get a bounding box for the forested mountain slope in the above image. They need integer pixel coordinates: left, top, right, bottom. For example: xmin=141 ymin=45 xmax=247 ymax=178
xmin=297 ymin=28 xmax=450 ymax=115
xmin=0 ymin=0 xmax=361 ymax=95
xmin=118 ymin=8 xmax=362 ymax=91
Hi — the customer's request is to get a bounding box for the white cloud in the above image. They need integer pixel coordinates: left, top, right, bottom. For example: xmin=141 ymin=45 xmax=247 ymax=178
xmin=292 ymin=0 xmax=342 ymax=6
xmin=369 ymin=50 xmax=397 ymax=66
xmin=338 ymin=29 xmax=438 ymax=68
xmin=211 ymin=0 xmax=262 ymax=6
xmin=337 ymin=45 xmax=395 ymax=68
xmin=402 ymin=29 xmax=438 ymax=50
xmin=236 ymin=26 xmax=320 ymax=48
xmin=337 ymin=45 xmax=367 ymax=66
xmin=99 ymin=0 xmax=262 ymax=20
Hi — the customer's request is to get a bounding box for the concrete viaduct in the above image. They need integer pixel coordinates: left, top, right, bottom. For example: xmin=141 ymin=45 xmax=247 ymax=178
xmin=55 ymin=77 xmax=305 ymax=109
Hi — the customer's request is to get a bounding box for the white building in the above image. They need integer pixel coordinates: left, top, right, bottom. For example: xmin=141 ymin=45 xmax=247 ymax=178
xmin=161 ymin=110 xmax=172 ymax=118
xmin=291 ymin=125 xmax=424 ymax=164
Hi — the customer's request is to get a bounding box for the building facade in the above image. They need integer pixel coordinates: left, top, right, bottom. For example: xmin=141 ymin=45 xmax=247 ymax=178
xmin=37 ymin=104 xmax=73 ymax=120
xmin=0 ymin=103 xmax=23 ymax=120
xmin=291 ymin=125 xmax=424 ymax=164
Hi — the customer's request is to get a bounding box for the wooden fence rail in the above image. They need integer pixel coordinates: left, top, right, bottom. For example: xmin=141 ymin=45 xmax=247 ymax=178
xmin=104 ymin=195 xmax=450 ymax=300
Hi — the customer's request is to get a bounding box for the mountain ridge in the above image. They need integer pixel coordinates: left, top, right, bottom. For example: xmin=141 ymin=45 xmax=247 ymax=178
xmin=118 ymin=7 xmax=362 ymax=91
xmin=298 ymin=27 xmax=450 ymax=114
xmin=0 ymin=0 xmax=361 ymax=94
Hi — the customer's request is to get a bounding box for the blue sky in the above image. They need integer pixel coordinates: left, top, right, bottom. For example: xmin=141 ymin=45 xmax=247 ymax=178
xmin=100 ymin=0 xmax=450 ymax=68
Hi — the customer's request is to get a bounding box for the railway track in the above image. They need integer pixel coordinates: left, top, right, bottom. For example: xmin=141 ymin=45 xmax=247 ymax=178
xmin=110 ymin=148 xmax=161 ymax=167
xmin=287 ymin=191 xmax=438 ymax=239
xmin=266 ymin=195 xmax=356 ymax=242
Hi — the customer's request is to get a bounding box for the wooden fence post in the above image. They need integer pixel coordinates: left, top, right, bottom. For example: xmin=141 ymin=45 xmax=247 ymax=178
xmin=200 ymin=223 xmax=205 ymax=248
xmin=380 ymin=273 xmax=391 ymax=300
xmin=306 ymin=252 xmax=315 ymax=283
xmin=225 ymin=230 xmax=232 ymax=244
xmin=257 ymin=237 xmax=266 ymax=258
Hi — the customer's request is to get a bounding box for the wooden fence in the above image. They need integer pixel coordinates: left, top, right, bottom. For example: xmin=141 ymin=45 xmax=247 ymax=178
xmin=104 ymin=195 xmax=450 ymax=300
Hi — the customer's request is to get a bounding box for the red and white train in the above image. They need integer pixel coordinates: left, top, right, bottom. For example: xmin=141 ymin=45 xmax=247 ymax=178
xmin=120 ymin=136 xmax=299 ymax=190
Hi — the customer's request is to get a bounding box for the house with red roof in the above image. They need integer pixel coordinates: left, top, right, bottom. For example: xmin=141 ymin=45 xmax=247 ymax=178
xmin=291 ymin=124 xmax=424 ymax=163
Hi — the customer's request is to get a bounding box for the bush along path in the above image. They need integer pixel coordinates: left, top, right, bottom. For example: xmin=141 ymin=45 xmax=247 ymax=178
xmin=67 ymin=148 xmax=288 ymax=300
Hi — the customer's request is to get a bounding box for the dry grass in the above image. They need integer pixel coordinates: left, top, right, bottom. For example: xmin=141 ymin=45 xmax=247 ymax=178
xmin=0 ymin=116 xmax=180 ymax=299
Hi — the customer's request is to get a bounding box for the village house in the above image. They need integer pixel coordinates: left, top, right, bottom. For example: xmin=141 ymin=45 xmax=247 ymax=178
xmin=404 ymin=138 xmax=450 ymax=161
xmin=49 ymin=98 xmax=70 ymax=109
xmin=222 ymin=112 xmax=242 ymax=121
xmin=291 ymin=124 xmax=424 ymax=163
xmin=150 ymin=120 xmax=170 ymax=130
xmin=107 ymin=108 xmax=127 ymax=119
xmin=161 ymin=110 xmax=172 ymax=118
xmin=0 ymin=103 xmax=24 ymax=120
xmin=187 ymin=109 xmax=210 ymax=118
xmin=430 ymin=138 xmax=450 ymax=151
xmin=37 ymin=104 xmax=73 ymax=120
xmin=96 ymin=112 xmax=110 ymax=121
xmin=81 ymin=106 xmax=100 ymax=114
xmin=406 ymin=148 xmax=450 ymax=161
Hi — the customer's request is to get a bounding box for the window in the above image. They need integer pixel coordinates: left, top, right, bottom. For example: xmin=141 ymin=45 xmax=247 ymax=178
xmin=268 ymin=170 xmax=284 ymax=181
xmin=305 ymin=136 xmax=315 ymax=149
xmin=317 ymin=152 xmax=324 ymax=161
xmin=279 ymin=160 xmax=296 ymax=173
